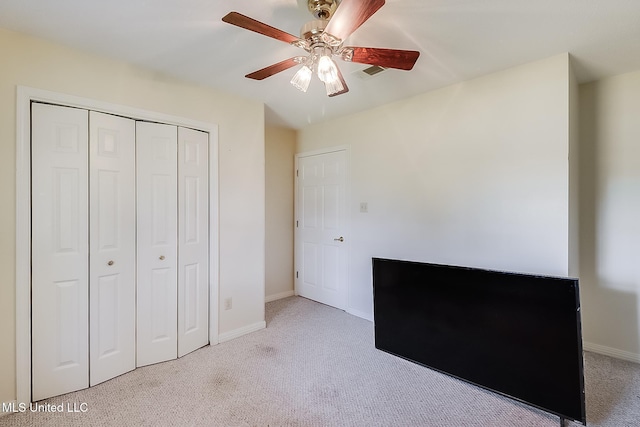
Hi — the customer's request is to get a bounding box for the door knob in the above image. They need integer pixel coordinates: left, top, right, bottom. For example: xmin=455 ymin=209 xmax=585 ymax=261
xmin=107 ymin=260 xmax=114 ymax=266
xmin=334 ymin=236 xmax=344 ymax=242
xmin=159 ymin=255 xmax=165 ymax=260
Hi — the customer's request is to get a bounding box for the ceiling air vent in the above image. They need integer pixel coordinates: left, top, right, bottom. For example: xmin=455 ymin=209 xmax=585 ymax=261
xmin=354 ymin=65 xmax=387 ymax=80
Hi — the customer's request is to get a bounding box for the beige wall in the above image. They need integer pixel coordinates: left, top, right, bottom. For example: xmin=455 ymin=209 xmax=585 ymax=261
xmin=265 ymin=126 xmax=296 ymax=300
xmin=298 ymin=54 xmax=572 ymax=320
xmin=580 ymin=70 xmax=640 ymax=361
xmin=0 ymin=28 xmax=266 ymax=402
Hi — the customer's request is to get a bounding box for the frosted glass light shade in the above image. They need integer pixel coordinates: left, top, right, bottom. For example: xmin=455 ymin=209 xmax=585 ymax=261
xmin=325 ymin=77 xmax=344 ymax=96
xmin=317 ymin=55 xmax=338 ymax=84
xmin=290 ymin=65 xmax=312 ymax=92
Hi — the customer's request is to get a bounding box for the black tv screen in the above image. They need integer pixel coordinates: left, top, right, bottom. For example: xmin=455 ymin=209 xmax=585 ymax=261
xmin=372 ymin=258 xmax=585 ymax=425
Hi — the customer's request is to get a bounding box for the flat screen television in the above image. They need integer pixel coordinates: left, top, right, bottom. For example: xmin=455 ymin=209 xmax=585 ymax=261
xmin=372 ymin=258 xmax=586 ymax=425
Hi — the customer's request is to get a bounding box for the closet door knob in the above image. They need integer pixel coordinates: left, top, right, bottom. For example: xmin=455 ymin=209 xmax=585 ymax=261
xmin=159 ymin=255 xmax=165 ymax=260
xmin=107 ymin=260 xmax=114 ymax=266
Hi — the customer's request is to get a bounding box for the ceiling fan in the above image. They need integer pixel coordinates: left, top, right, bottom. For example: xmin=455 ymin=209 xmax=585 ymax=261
xmin=222 ymin=0 xmax=420 ymax=97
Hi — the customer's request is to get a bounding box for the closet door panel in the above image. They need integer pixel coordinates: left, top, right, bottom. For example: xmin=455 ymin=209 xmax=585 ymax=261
xmin=137 ymin=122 xmax=178 ymax=367
xmin=32 ymin=103 xmax=89 ymax=401
xmin=178 ymin=127 xmax=210 ymax=357
xmin=89 ymin=111 xmax=136 ymax=385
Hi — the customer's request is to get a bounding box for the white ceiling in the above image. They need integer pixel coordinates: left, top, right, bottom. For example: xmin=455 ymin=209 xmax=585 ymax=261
xmin=1 ymin=0 xmax=640 ymax=129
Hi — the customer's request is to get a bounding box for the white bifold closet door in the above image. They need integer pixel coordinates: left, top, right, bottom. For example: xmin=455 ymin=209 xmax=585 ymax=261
xmin=32 ymin=105 xmax=209 ymax=400
xmin=32 ymin=105 xmax=136 ymax=400
xmin=136 ymin=122 xmax=179 ymax=366
xmin=136 ymin=122 xmax=209 ymax=367
xmin=88 ymin=111 xmax=136 ymax=386
xmin=176 ymin=127 xmax=210 ymax=357
xmin=32 ymin=104 xmax=90 ymax=401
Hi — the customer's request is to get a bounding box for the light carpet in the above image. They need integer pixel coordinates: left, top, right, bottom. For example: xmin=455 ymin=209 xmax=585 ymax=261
xmin=1 ymin=296 xmax=639 ymax=426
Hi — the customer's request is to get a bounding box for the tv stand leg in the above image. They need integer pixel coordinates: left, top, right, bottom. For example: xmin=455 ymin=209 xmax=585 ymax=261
xmin=560 ymin=417 xmax=567 ymax=427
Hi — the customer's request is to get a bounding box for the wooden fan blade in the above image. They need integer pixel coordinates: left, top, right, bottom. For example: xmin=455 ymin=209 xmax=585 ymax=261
xmin=222 ymin=12 xmax=299 ymax=44
xmin=324 ymin=0 xmax=385 ymax=42
xmin=343 ymin=47 xmax=420 ymax=70
xmin=245 ymin=57 xmax=300 ymax=80
xmin=328 ymin=66 xmax=349 ymax=97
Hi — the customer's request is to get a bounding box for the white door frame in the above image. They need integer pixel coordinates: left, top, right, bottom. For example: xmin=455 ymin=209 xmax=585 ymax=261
xmin=15 ymin=86 xmax=220 ymax=403
xmin=294 ymin=145 xmax=351 ymax=310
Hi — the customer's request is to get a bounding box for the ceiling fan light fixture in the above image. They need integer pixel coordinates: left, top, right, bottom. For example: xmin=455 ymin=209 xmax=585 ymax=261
xmin=317 ymin=54 xmax=339 ymax=84
xmin=290 ymin=65 xmax=313 ymax=92
xmin=324 ymin=76 xmax=344 ymax=96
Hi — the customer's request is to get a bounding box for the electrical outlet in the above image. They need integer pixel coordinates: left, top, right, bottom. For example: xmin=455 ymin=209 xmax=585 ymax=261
xmin=224 ymin=298 xmax=232 ymax=311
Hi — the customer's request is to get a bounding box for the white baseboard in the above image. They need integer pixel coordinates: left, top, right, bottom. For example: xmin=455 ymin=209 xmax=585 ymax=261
xmin=346 ymin=307 xmax=373 ymax=322
xmin=265 ymin=290 xmax=295 ymax=303
xmin=583 ymin=341 xmax=640 ymax=364
xmin=1 ymin=401 xmax=19 ymax=417
xmin=218 ymin=321 xmax=266 ymax=343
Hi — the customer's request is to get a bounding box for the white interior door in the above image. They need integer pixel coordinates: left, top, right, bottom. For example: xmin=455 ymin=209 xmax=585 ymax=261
xmin=32 ymin=103 xmax=89 ymax=401
xmin=177 ymin=127 xmax=210 ymax=356
xmin=136 ymin=121 xmax=178 ymax=367
xmin=89 ymin=111 xmax=136 ymax=385
xmin=295 ymin=149 xmax=348 ymax=309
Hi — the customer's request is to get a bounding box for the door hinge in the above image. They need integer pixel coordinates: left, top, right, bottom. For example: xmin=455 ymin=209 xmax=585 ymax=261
xmin=296 ymin=169 xmax=299 ymax=177
xmin=296 ymin=271 xmax=299 ymax=278
xmin=296 ymin=220 xmax=299 ymax=227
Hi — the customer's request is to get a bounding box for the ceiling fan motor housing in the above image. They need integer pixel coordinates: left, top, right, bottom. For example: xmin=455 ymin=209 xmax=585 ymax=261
xmin=300 ymin=19 xmax=328 ymax=41
xmin=307 ymin=0 xmax=339 ymax=20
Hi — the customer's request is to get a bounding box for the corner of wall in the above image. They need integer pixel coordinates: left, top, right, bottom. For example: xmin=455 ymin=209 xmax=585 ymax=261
xmin=264 ymin=126 xmax=296 ymax=299
xmin=568 ymin=54 xmax=580 ymax=278
xmin=577 ymin=69 xmax=640 ymax=360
